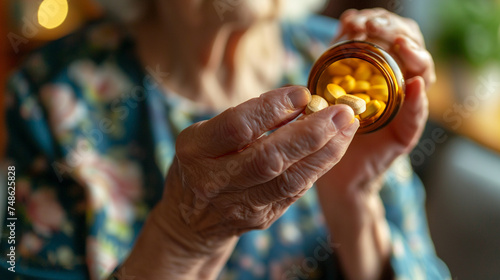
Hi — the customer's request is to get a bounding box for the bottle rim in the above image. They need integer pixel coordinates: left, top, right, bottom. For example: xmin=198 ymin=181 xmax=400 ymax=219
xmin=307 ymin=40 xmax=405 ymax=134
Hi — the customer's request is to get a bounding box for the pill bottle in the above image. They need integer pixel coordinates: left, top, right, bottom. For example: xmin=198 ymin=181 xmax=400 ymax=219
xmin=307 ymin=40 xmax=405 ymax=134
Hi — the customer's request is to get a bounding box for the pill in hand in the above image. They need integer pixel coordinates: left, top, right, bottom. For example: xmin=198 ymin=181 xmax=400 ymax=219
xmin=335 ymin=94 xmax=367 ymax=115
xmin=352 ymin=93 xmax=371 ymax=103
xmin=305 ymin=95 xmax=329 ymax=115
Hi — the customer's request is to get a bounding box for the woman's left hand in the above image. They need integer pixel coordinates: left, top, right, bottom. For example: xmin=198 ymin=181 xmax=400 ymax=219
xmin=315 ymin=9 xmax=436 ymax=279
xmin=318 ymin=7 xmax=435 ymax=205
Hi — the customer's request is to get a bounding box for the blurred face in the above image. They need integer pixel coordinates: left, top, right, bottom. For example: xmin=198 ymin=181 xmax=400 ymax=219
xmin=154 ymin=0 xmax=283 ymax=28
xmin=209 ymin=0 xmax=327 ymax=23
xmin=227 ymin=0 xmax=282 ymax=22
xmin=97 ymin=0 xmax=325 ymax=26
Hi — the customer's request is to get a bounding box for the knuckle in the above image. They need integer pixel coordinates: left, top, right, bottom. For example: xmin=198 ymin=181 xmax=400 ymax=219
xmin=248 ymin=144 xmax=283 ymax=181
xmin=303 ymin=128 xmax=327 ymax=150
xmin=176 ymin=125 xmax=200 ymax=162
xmin=194 ymin=180 xmax=219 ymax=201
xmin=300 ymin=121 xmax=335 ymax=150
xmin=274 ymin=170 xmax=307 ymax=198
xmin=256 ymin=94 xmax=284 ymax=127
xmin=404 ymin=18 xmax=420 ymax=31
xmin=222 ymin=193 xmax=280 ymax=231
xmin=372 ymin=7 xmax=388 ymax=14
xmin=221 ymin=108 xmax=255 ymax=148
xmin=320 ymin=142 xmax=344 ymax=166
xmin=248 ymin=205 xmax=276 ymax=230
xmin=223 ymin=203 xmax=246 ymax=222
xmin=344 ymin=8 xmax=359 ymax=17
xmin=243 ymin=190 xmax=260 ymax=209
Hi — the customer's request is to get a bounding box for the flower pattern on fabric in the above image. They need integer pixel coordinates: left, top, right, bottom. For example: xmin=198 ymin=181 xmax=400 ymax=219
xmin=1 ymin=16 xmax=450 ymax=280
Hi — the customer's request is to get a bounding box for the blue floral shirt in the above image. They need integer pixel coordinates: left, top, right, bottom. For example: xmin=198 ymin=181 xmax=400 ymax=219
xmin=0 ymin=15 xmax=450 ymax=280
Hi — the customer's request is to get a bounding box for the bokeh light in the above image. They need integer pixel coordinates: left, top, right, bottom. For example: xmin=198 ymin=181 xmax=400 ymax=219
xmin=38 ymin=0 xmax=69 ymax=29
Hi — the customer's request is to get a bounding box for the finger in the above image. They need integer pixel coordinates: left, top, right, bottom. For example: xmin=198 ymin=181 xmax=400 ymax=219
xmin=362 ymin=10 xmax=424 ymax=44
xmin=365 ymin=17 xmax=417 ymax=46
xmin=243 ymin=118 xmax=359 ymax=206
xmin=336 ymin=9 xmax=390 ymax=43
xmin=178 ymin=86 xmax=311 ymax=158
xmin=334 ymin=9 xmax=366 ymax=41
xmin=335 ymin=9 xmax=358 ymax=41
xmin=231 ymin=104 xmax=356 ymax=187
xmin=350 ymin=32 xmax=367 ymax=41
xmin=394 ymin=36 xmax=436 ymax=88
xmin=341 ymin=8 xmax=389 ymax=33
xmin=343 ymin=14 xmax=368 ymax=34
xmin=389 ymin=76 xmax=428 ymax=152
xmin=340 ymin=9 xmax=359 ymax=22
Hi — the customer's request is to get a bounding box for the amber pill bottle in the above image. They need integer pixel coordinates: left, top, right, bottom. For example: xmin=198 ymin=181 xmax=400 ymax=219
xmin=307 ymin=40 xmax=405 ymax=134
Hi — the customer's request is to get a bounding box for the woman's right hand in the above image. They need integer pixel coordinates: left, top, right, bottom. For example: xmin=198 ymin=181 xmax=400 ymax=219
xmin=119 ymin=86 xmax=359 ymax=279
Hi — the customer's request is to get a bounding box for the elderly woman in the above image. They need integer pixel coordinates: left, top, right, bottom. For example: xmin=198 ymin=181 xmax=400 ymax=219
xmin=1 ymin=0 xmax=449 ymax=279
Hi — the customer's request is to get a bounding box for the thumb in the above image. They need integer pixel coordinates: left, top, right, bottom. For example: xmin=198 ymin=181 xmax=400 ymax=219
xmin=177 ymin=86 xmax=311 ymax=158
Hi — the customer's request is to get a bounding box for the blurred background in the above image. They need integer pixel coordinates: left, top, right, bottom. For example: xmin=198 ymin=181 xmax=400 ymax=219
xmin=1 ymin=0 xmax=500 ymax=279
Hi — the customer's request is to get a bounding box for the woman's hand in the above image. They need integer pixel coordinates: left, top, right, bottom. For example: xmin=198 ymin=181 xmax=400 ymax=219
xmin=120 ymin=86 xmax=359 ymax=280
xmin=335 ymin=8 xmax=435 ymax=88
xmin=316 ymin=9 xmax=436 ymax=280
xmin=321 ymin=7 xmax=434 ymax=202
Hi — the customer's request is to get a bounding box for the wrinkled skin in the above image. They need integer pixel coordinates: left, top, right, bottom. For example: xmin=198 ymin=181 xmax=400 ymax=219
xmin=319 ymin=8 xmax=434 ymax=198
xmin=120 ymin=6 xmax=436 ymax=280
xmin=316 ymin=8 xmax=435 ymax=279
xmin=160 ymin=86 xmax=358 ymax=247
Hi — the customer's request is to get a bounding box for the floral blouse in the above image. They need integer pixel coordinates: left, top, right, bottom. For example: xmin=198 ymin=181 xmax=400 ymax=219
xmin=1 ymin=15 xmax=450 ymax=280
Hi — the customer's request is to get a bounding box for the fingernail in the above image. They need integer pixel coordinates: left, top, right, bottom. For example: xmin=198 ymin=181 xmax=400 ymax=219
xmin=341 ymin=118 xmax=359 ymax=137
xmin=331 ymin=108 xmax=354 ymax=131
xmin=287 ymin=87 xmax=311 ymax=109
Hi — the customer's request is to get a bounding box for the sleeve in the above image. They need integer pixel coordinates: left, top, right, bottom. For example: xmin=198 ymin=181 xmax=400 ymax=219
xmin=0 ymin=70 xmax=89 ymax=279
xmin=380 ymin=156 xmax=451 ymax=280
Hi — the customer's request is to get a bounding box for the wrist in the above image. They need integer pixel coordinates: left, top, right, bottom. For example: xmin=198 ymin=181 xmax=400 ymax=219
xmin=318 ymin=188 xmax=392 ymax=280
xmin=152 ymin=200 xmax=238 ymax=258
xmin=118 ymin=204 xmax=237 ymax=280
xmin=155 ymin=161 xmax=238 ymax=256
xmin=117 ymin=160 xmax=238 ymax=280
